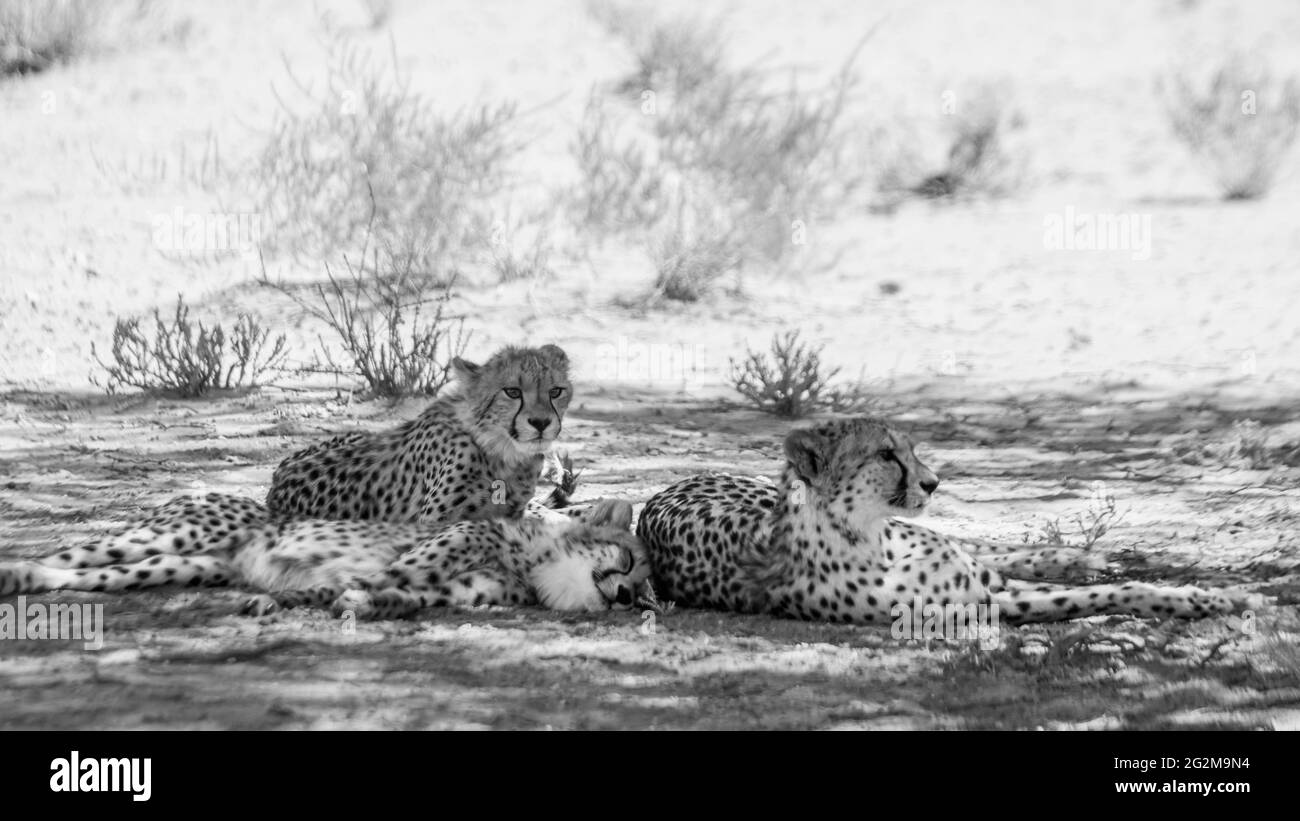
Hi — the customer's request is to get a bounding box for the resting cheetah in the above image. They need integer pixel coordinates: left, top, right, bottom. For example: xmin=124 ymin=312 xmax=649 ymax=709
xmin=267 ymin=343 xmax=572 ymax=525
xmin=0 ymin=494 xmax=651 ymax=619
xmin=636 ymin=417 xmax=1234 ymax=625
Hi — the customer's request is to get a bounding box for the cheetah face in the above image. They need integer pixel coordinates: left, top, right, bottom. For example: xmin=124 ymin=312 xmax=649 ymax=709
xmin=454 ymin=344 xmax=572 ymax=459
xmin=784 ymin=417 xmax=939 ymax=527
xmin=530 ymin=534 xmax=652 ymax=612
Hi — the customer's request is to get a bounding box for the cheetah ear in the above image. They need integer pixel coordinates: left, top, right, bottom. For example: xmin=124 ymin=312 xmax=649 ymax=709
xmin=452 ymin=357 xmax=481 ymax=384
xmin=783 ymin=427 xmax=827 ymax=483
xmin=538 ymin=344 xmax=569 ymax=370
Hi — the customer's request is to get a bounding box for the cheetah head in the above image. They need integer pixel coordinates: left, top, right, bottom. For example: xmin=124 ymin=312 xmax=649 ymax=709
xmin=782 ymin=417 xmax=939 ymax=526
xmin=530 ymin=523 xmax=653 ymax=613
xmin=453 ymin=344 xmax=572 ymax=462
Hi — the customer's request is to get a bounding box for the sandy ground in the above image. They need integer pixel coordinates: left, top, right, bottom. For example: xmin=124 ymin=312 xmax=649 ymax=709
xmin=2 ymin=0 xmax=1299 ymax=729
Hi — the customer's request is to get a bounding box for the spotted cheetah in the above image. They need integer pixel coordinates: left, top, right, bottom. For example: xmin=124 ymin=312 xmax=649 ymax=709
xmin=266 ymin=343 xmax=573 ymax=525
xmin=0 ymin=494 xmax=651 ymax=618
xmin=636 ymin=417 xmax=1235 ymax=625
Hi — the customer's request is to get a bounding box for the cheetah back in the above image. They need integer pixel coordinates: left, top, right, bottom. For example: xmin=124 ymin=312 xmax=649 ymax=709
xmin=636 ymin=474 xmax=777 ymax=612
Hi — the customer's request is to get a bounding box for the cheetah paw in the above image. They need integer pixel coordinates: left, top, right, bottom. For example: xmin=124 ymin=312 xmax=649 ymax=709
xmin=242 ymin=594 xmax=279 ymax=617
xmin=332 ymin=589 xmax=375 ymax=619
xmin=0 ymin=566 xmax=19 ymax=597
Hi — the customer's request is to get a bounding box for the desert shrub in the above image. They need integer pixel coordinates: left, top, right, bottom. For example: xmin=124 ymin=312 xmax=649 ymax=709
xmin=1028 ymin=492 xmax=1126 ymax=550
xmin=266 ymin=241 xmax=470 ymax=398
xmin=92 ymin=296 xmax=288 ymax=397
xmin=1164 ymin=54 xmax=1300 ymax=199
xmin=571 ymin=94 xmax=671 ymax=235
xmin=0 ymin=0 xmax=190 ymax=77
xmin=0 ymin=0 xmax=101 ymax=75
xmin=729 ymin=330 xmax=872 ymax=418
xmin=877 ymin=82 xmax=1027 ymax=202
xmin=649 ymin=202 xmax=743 ymax=302
xmin=256 ymin=29 xmax=519 ymax=277
xmin=575 ymin=9 xmax=867 ymax=298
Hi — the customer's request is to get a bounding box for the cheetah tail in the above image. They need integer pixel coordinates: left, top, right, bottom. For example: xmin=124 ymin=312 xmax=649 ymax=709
xmin=993 ymin=579 xmax=1235 ymax=624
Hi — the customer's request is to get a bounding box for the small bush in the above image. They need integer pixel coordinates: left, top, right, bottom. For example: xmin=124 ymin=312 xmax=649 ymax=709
xmin=92 ymin=296 xmax=288 ymax=397
xmin=256 ymin=28 xmax=519 ymax=276
xmin=879 ymin=82 xmax=1027 ymax=201
xmin=1164 ymin=54 xmax=1300 ymax=199
xmin=1029 ymin=492 xmax=1126 ymax=550
xmin=0 ymin=0 xmax=189 ymax=78
xmin=576 ymin=10 xmax=868 ymax=297
xmin=0 ymin=0 xmax=101 ymax=76
xmin=571 ymin=94 xmax=671 ymax=236
xmin=267 ymin=243 xmax=470 ymax=398
xmin=490 ymin=221 xmax=554 ymax=283
xmin=729 ymin=330 xmax=872 ymax=418
xmin=650 ymin=204 xmax=742 ymax=302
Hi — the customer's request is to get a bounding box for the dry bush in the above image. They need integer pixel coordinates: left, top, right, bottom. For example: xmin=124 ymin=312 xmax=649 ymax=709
xmin=491 ymin=225 xmax=554 ymax=283
xmin=0 ymin=0 xmax=190 ymax=77
xmin=1164 ymin=54 xmax=1300 ymax=199
xmin=0 ymin=0 xmax=102 ymax=75
xmin=256 ymin=29 xmax=519 ymax=277
xmin=1029 ymin=492 xmax=1126 ymax=550
xmin=264 ymin=234 xmax=470 ymax=398
xmin=576 ymin=8 xmax=868 ymax=299
xmin=92 ymin=296 xmax=288 ymax=397
xmin=571 ymin=94 xmax=671 ymax=235
xmin=650 ymin=202 xmax=742 ymax=302
xmin=878 ymin=82 xmax=1027 ymax=202
xmin=729 ymin=330 xmax=872 ymax=418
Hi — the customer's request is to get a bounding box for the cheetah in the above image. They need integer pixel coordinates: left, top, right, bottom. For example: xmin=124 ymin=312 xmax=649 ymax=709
xmin=266 ymin=343 xmax=573 ymax=526
xmin=636 ymin=417 xmax=1235 ymax=625
xmin=0 ymin=494 xmax=651 ymax=619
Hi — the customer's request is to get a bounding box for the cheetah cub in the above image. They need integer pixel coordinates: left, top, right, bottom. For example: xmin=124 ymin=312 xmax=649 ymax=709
xmin=0 ymin=495 xmax=651 ymax=619
xmin=266 ymin=344 xmax=574 ymax=525
xmin=637 ymin=417 xmax=1234 ymax=625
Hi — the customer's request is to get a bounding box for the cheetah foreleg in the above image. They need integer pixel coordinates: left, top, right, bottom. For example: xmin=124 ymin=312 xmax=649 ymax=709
xmin=977 ymin=547 xmax=1108 ymax=583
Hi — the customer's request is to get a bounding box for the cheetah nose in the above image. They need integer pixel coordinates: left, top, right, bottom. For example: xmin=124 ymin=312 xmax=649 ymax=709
xmin=615 ymin=585 xmax=633 ymax=606
xmin=527 ymin=417 xmax=550 ymax=434
xmin=920 ymin=478 xmax=939 ymax=494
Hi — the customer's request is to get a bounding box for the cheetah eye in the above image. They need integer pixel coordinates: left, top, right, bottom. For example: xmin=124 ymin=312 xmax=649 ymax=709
xmin=503 ymin=388 xmax=523 ymax=400
xmin=549 ymin=387 xmax=565 ymax=399
xmin=878 ymin=448 xmax=897 ymax=461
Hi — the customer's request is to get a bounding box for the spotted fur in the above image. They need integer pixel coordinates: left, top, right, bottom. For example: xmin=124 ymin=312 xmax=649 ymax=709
xmin=266 ymin=344 xmax=572 ymax=525
xmin=637 ymin=417 xmax=1234 ymax=625
xmin=0 ymin=495 xmax=650 ymax=619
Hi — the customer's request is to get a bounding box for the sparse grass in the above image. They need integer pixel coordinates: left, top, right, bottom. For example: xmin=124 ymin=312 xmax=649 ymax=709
xmin=255 ymin=28 xmax=518 ymax=277
xmin=576 ymin=8 xmax=869 ymax=298
xmin=91 ymin=295 xmax=288 ymax=397
xmin=1166 ymin=419 xmax=1300 ymax=469
xmin=1029 ymin=491 xmax=1126 ymax=550
xmin=1164 ymin=54 xmax=1300 ymax=199
xmin=729 ymin=330 xmax=873 ymax=418
xmin=0 ymin=0 xmax=102 ymax=76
